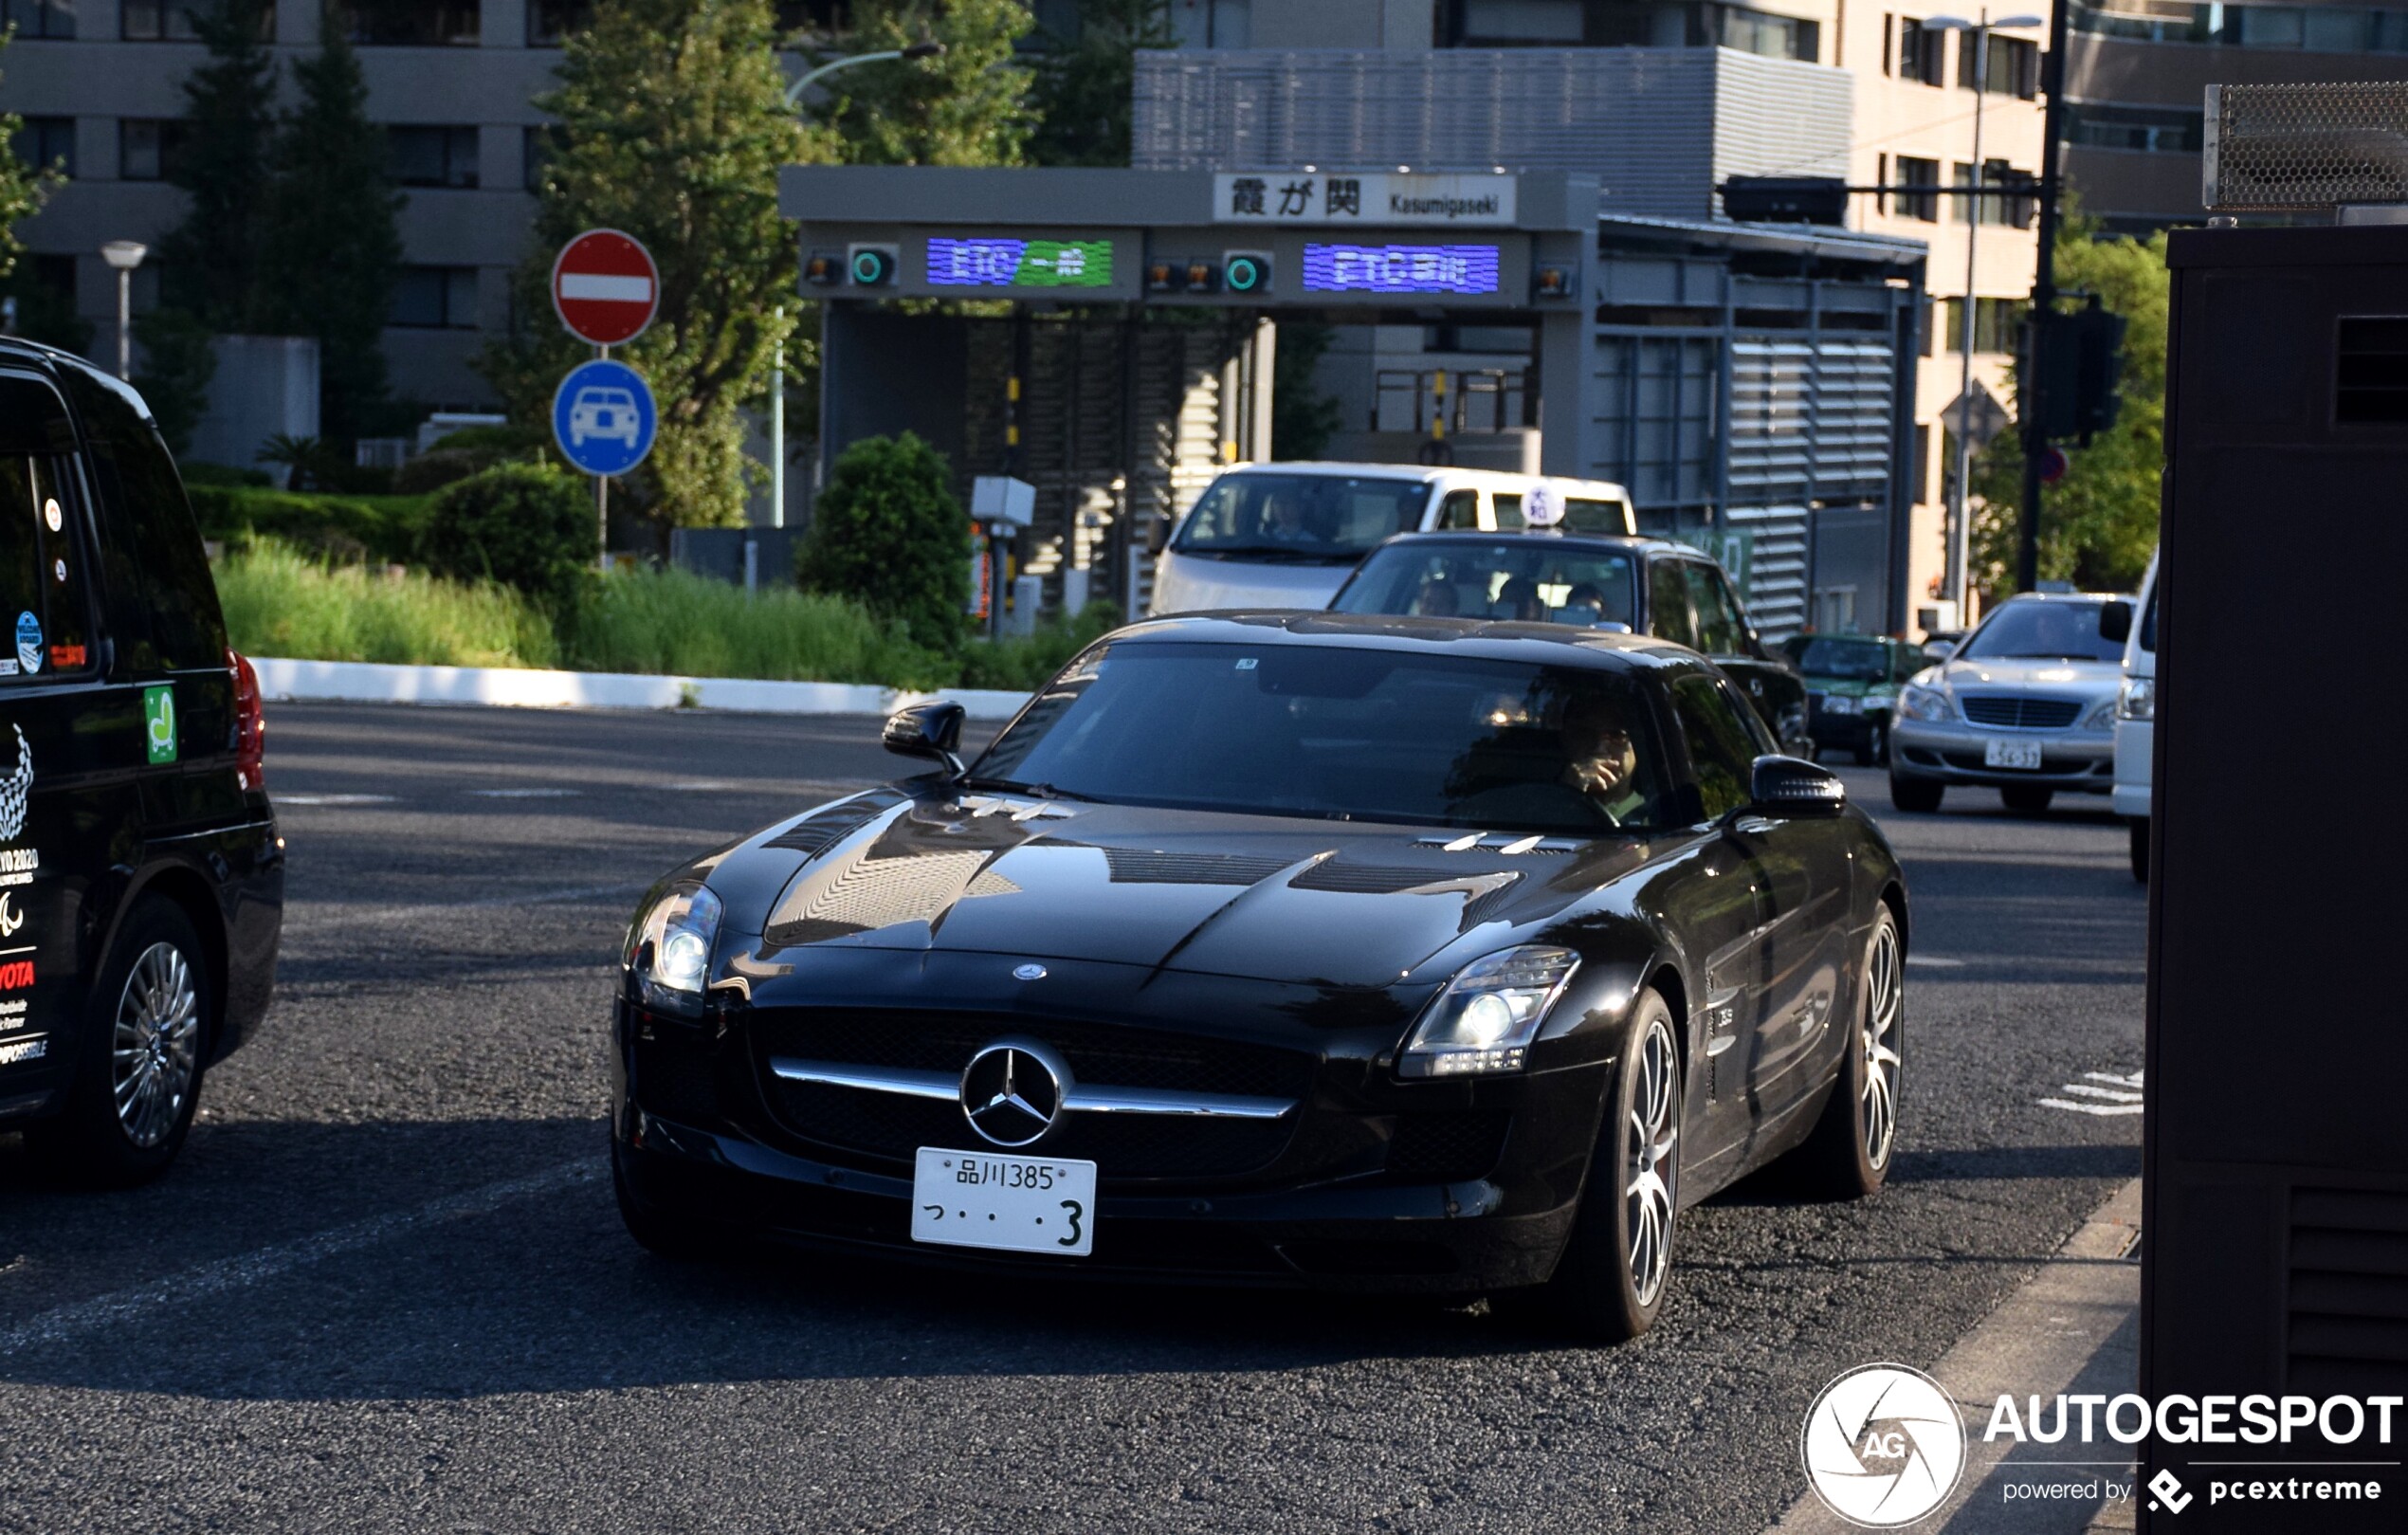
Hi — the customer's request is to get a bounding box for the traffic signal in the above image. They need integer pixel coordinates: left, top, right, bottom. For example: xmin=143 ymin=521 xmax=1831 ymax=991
xmin=1719 ymin=176 xmax=1850 ymax=225
xmin=804 ymin=251 xmax=844 ymax=286
xmin=848 ymin=244 xmax=898 ymax=286
xmin=2023 ymin=300 xmax=2128 ymax=447
xmin=1144 ymin=261 xmax=1177 ymax=294
xmin=1184 ymin=261 xmax=1221 ymax=295
xmin=1223 ymin=251 xmax=1269 ymax=294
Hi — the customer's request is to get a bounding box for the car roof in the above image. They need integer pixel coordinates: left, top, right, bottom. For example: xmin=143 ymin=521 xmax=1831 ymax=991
xmin=0 ymin=335 xmax=153 ymax=422
xmin=1211 ymin=462 xmax=1632 ymax=497
xmin=1098 ymin=611 xmax=1712 ymax=674
xmin=1987 ymin=590 xmax=2134 ymax=605
xmin=1365 ymin=529 xmax=1696 ymax=558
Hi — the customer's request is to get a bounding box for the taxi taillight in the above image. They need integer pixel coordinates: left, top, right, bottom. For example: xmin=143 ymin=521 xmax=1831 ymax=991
xmin=228 ymin=649 xmax=265 ymax=791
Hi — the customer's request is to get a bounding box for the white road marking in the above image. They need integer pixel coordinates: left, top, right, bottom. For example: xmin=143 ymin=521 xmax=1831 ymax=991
xmin=2038 ymin=1067 xmax=2144 ymax=1117
xmin=2059 ymin=1084 xmax=2144 ymax=1102
xmin=0 ymin=1160 xmax=600 ymax=1358
xmin=2036 ymin=1098 xmax=2144 ymax=1116
xmin=1904 ymin=955 xmax=1966 ymax=968
xmin=469 ymin=788 xmax=582 ymax=798
xmin=275 ymin=794 xmax=397 ymax=806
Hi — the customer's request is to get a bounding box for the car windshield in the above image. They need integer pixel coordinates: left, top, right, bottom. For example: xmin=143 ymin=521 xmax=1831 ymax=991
xmin=1331 ymin=539 xmax=1639 ymax=628
xmin=1959 ymin=600 xmax=2125 ymax=663
xmin=1790 ymin=636 xmax=1893 ymax=681
xmin=1172 ymin=473 xmax=1429 ymax=563
xmin=970 ymin=640 xmax=1668 ymax=833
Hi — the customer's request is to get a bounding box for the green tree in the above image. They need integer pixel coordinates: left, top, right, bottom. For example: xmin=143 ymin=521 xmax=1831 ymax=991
xmin=796 ymin=432 xmax=970 ymax=653
xmin=483 ymin=0 xmax=819 ymax=529
xmin=0 ymin=30 xmax=66 ymax=330
xmin=256 ymin=27 xmax=404 ymax=445
xmin=818 ymin=0 xmax=1036 ymax=167
xmin=131 ymin=308 xmax=220 ymax=456
xmin=1272 ymin=322 xmax=1346 ymax=460
xmin=1972 ymin=214 xmax=2168 ymax=596
xmin=1028 ymin=0 xmax=1173 ymax=168
xmin=155 ymin=0 xmax=279 ymax=325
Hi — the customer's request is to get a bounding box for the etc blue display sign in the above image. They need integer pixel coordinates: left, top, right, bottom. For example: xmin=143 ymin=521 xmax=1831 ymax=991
xmin=551 ymin=358 xmax=657 ymax=477
xmin=1302 ymin=243 xmax=1502 ymax=296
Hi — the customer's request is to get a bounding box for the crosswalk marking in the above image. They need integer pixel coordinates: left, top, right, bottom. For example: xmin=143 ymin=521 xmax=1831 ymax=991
xmin=2039 ymin=1068 xmax=2144 ymax=1117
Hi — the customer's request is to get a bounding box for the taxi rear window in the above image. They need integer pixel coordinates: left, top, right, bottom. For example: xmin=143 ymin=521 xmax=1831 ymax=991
xmin=0 ymin=375 xmax=96 ymax=681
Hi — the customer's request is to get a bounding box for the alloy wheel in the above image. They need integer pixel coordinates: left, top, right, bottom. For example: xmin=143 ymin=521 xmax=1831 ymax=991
xmin=111 ymin=941 xmax=199 ymax=1150
xmin=1860 ymin=923 xmax=1903 ymax=1170
xmin=1624 ymin=1014 xmax=1680 ymax=1307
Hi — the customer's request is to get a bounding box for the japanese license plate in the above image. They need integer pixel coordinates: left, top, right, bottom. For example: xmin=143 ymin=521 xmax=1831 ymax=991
xmin=912 ymin=1147 xmax=1096 ymax=1257
xmin=1983 ymin=739 xmax=2044 ymax=770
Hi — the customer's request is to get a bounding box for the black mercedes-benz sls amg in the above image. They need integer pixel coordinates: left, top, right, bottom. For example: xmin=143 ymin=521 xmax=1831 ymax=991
xmin=611 ymin=614 xmax=1907 ymax=1340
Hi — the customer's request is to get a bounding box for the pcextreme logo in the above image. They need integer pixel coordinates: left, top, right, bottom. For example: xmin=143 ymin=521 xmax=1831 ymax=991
xmin=1802 ymin=1363 xmax=1968 ymax=1526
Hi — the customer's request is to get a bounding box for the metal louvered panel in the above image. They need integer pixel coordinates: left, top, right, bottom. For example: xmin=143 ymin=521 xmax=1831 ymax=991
xmin=2288 ymin=1185 xmax=2408 ymax=1396
xmin=1726 ymin=504 xmax=1809 ymax=637
xmin=1728 ymin=337 xmax=1896 ymax=507
xmin=2205 ymin=82 xmax=2408 ymax=212
xmin=1131 ymin=47 xmax=1852 ymax=222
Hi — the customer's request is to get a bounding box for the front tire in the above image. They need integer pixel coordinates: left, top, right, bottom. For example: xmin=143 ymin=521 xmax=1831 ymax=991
xmin=1790 ymin=908 xmax=1904 ymax=1197
xmin=26 ymin=897 xmax=211 ymax=1189
xmin=1888 ymin=771 xmax=1943 ymax=813
xmin=1524 ymin=989 xmax=1682 ymax=1343
xmin=2128 ymin=817 xmax=2149 ymax=884
xmin=1856 ymin=721 xmax=1888 ymax=767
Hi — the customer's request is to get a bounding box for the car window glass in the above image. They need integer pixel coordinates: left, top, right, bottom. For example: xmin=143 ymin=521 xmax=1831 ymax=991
xmin=1172 ymin=473 xmax=1430 ymax=558
xmin=0 ymin=377 xmax=97 ymax=682
xmin=1563 ymin=497 xmax=1628 ymax=534
xmin=1793 ymin=636 xmax=1890 ymax=681
xmin=1489 ymin=491 xmax=1524 ymax=530
xmin=974 ymin=642 xmax=1668 ymax=833
xmin=87 ymin=427 xmax=224 ymax=671
xmin=1670 ymin=673 xmax=1759 ymax=821
xmin=1329 ymin=539 xmax=1638 ymax=627
xmin=1436 ymin=489 xmax=1480 ymax=530
xmin=1684 ymin=563 xmax=1747 ymax=654
xmin=1960 ymin=599 xmax=2123 ymax=663
xmin=1648 ymin=561 xmax=1700 ymax=649
xmin=2138 ymin=580 xmax=2157 ymax=654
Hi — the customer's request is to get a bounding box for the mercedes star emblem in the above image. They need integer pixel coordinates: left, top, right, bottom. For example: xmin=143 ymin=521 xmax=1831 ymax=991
xmin=1012 ymin=962 xmax=1048 ymax=981
xmin=959 ymin=1038 xmax=1071 ymax=1147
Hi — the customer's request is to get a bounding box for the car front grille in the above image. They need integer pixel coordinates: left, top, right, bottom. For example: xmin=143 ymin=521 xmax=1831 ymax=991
xmin=748 ymin=1009 xmax=1319 ymax=1182
xmin=1959 ymin=695 xmax=2085 ymax=729
xmin=1388 ymin=1111 xmax=1510 ymax=1181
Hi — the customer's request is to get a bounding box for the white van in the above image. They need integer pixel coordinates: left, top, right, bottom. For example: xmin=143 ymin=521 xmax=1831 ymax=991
xmin=1148 ymin=463 xmax=1636 ymax=616
xmin=2109 ymin=550 xmax=2158 ymax=882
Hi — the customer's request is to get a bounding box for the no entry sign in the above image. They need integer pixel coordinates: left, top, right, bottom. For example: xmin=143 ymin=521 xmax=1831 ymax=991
xmin=552 ymin=228 xmax=658 ymax=347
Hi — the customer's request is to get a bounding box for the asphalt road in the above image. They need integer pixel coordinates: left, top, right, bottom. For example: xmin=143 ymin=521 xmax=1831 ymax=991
xmin=0 ymin=703 xmax=2146 ymax=1534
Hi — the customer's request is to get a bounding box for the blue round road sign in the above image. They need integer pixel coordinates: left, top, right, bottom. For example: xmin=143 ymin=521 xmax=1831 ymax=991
xmin=552 ymin=359 xmax=656 ymax=477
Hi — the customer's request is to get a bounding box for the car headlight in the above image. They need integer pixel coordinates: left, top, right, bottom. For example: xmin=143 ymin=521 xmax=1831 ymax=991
xmin=1897 ymin=684 xmax=1951 ymax=722
xmin=2117 ymin=677 xmax=2155 ymax=722
xmin=1399 ymin=945 xmax=1578 ymax=1078
xmin=2081 ymin=696 xmax=2120 ymax=731
xmin=1821 ymin=694 xmax=1858 ymax=716
xmin=625 ymin=880 xmax=723 ymax=1015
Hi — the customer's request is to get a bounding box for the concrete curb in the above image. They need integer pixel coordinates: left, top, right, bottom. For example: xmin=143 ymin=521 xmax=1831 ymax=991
xmin=248 ymin=657 xmax=1035 ymax=721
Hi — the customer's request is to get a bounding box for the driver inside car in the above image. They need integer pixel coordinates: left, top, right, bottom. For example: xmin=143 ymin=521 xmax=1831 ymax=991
xmin=1560 ymin=691 xmax=1648 ymax=824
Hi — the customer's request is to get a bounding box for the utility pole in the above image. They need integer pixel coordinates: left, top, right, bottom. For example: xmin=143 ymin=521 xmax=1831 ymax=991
xmin=2016 ymin=0 xmax=2073 ymax=594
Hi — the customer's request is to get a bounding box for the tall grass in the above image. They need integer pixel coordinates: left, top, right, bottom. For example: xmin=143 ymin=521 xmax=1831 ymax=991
xmin=555 ymin=564 xmax=951 ymax=688
xmin=215 ymin=541 xmax=559 ymax=668
xmin=212 ymin=542 xmax=1124 ymax=691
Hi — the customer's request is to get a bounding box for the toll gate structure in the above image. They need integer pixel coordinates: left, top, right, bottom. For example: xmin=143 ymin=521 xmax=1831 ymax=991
xmin=782 ymin=165 xmax=1927 ymax=636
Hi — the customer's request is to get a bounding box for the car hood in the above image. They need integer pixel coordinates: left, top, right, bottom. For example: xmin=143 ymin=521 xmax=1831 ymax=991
xmin=724 ymin=791 xmax=1649 ymax=989
xmin=1932 ymin=656 xmax=2122 ymax=697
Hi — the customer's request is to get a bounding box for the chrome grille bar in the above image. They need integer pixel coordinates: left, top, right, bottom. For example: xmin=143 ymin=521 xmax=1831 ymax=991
xmin=768 ymin=1056 xmax=1297 ymax=1121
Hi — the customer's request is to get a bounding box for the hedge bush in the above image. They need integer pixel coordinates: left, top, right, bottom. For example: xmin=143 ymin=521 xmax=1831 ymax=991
xmin=187 ymin=484 xmax=436 ymax=564
xmin=425 ymin=462 xmax=597 ymax=612
xmin=795 ymin=432 xmax=972 ymax=654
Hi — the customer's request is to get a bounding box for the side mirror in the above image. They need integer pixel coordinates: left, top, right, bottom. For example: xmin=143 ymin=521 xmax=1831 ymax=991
xmin=883 ymin=701 xmax=966 ymax=777
xmin=1749 ymin=754 xmax=1847 ymax=817
xmin=2098 ymin=598 xmax=2133 ymax=646
xmin=1921 ymin=638 xmax=1957 ymax=664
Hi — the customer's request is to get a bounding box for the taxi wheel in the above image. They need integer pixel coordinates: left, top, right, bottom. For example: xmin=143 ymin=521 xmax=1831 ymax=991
xmin=1516 ymin=989 xmax=1681 ymax=1343
xmin=27 ymin=898 xmax=210 ymax=1189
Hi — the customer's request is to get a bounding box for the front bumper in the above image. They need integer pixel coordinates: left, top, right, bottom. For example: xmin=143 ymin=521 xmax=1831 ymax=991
xmin=611 ymin=994 xmax=1607 ymax=1293
xmin=1890 ymin=718 xmax=2114 ymax=792
xmin=1807 ymin=699 xmax=1886 ymax=752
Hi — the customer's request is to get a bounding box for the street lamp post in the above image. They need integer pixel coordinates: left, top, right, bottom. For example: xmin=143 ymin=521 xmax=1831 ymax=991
xmin=100 ymin=241 xmax=148 ymax=381
xmin=768 ymin=42 xmax=942 ymax=539
xmin=1925 ymin=13 xmax=2041 ymax=618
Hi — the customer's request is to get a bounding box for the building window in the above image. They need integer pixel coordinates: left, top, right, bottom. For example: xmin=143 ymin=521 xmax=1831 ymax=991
xmin=1896 ymin=155 xmax=1941 ymax=222
xmin=2071 ymin=2 xmax=2408 ymax=52
xmin=1 ymin=0 xmax=76 ymax=40
xmin=1896 ymin=16 xmax=1946 ymax=83
xmin=123 ymin=1 xmax=273 ymax=39
xmin=10 ymin=117 xmax=74 ymax=176
xmin=1938 ymin=296 xmax=2027 ymax=355
xmin=337 ymin=0 xmax=479 ymax=46
xmin=1440 ymin=1 xmax=1815 ymax=58
xmin=119 ymin=119 xmax=191 ymax=181
xmin=522 ymin=126 xmax=556 ymax=192
xmin=1960 ymin=31 xmax=2039 ymax=96
xmin=390 ymin=265 xmax=480 ymax=329
xmin=389 ymin=125 xmax=481 ymax=189
xmin=2067 ymin=102 xmax=2205 ymax=154
xmin=1953 ymin=159 xmax=2032 ymax=226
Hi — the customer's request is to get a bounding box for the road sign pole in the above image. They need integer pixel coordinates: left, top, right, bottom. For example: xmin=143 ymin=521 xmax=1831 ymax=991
xmin=595 ymin=342 xmax=609 ymax=574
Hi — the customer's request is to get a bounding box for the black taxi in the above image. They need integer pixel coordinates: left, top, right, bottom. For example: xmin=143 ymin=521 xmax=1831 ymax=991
xmin=0 ymin=338 xmax=282 ymax=1185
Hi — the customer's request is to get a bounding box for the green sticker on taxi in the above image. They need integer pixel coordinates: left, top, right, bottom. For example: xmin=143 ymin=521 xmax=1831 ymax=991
xmin=143 ymin=685 xmax=176 ymax=765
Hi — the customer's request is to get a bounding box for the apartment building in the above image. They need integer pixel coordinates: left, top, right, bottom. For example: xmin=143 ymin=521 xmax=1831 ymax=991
xmin=2063 ymin=0 xmax=2408 ymax=234
xmin=1164 ymin=0 xmax=2042 ymax=630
